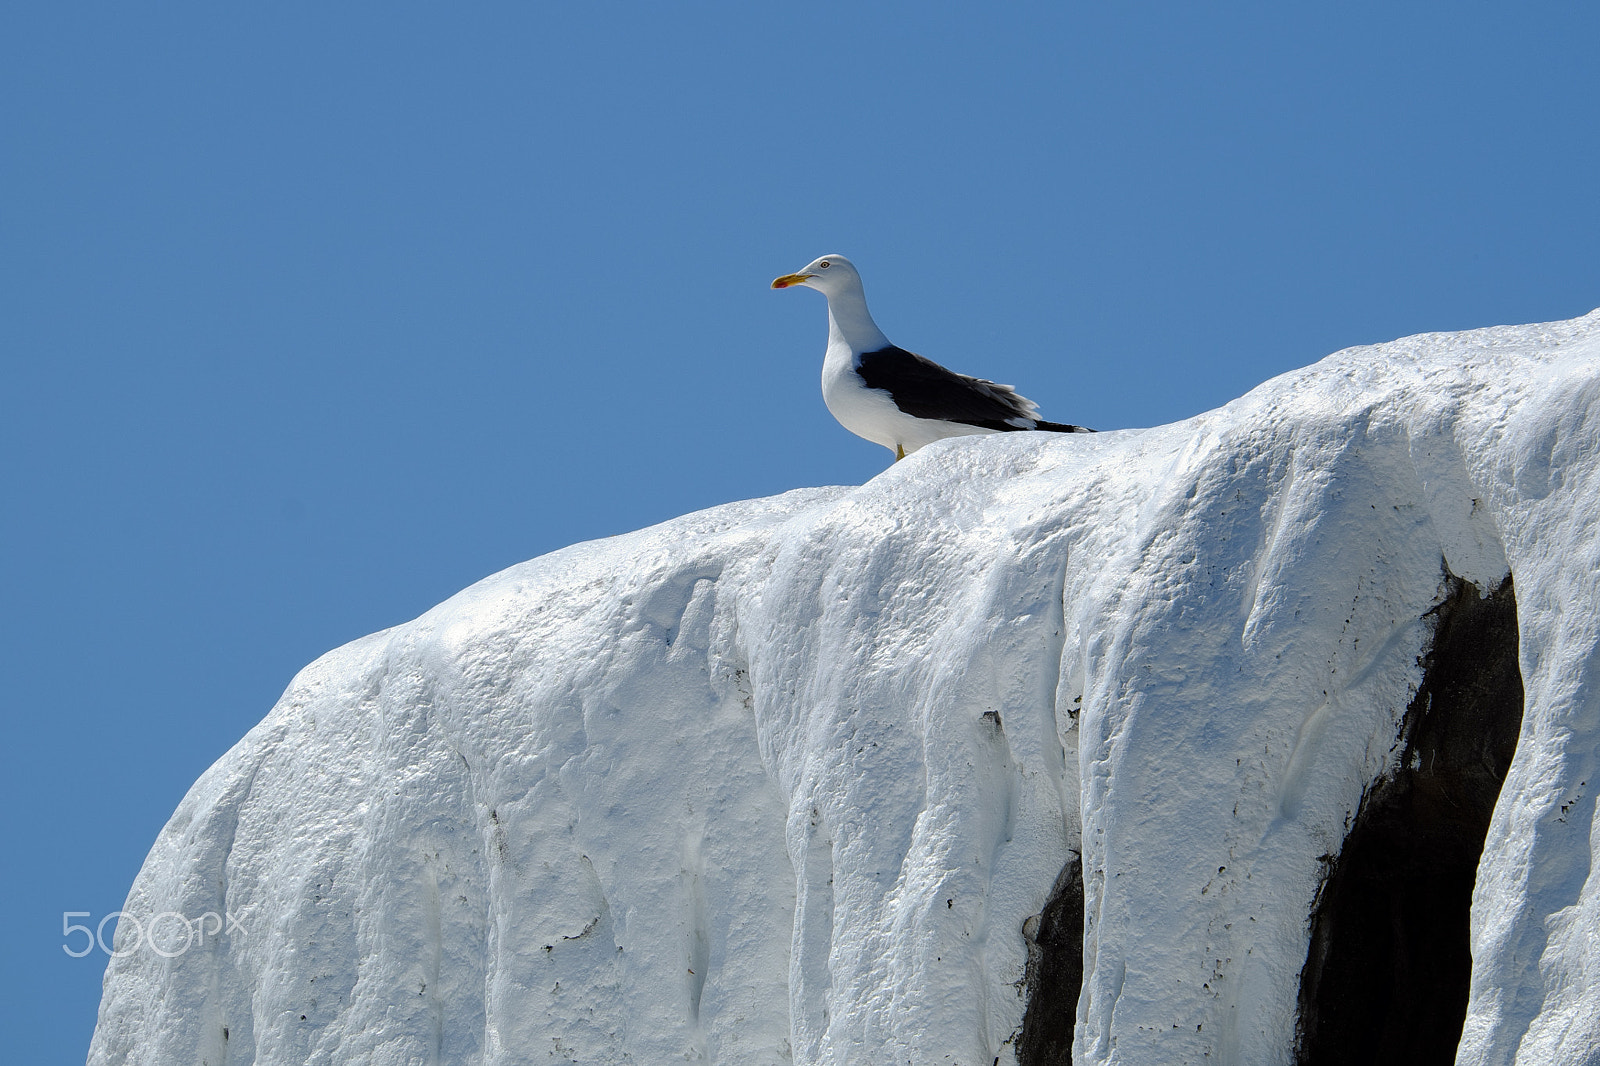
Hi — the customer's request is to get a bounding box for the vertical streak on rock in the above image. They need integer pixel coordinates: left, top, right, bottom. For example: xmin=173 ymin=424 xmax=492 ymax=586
xmin=1016 ymin=852 xmax=1086 ymax=1065
xmin=424 ymin=851 xmax=444 ymax=1066
xmin=682 ymin=827 xmax=710 ymax=1026
xmin=1296 ymin=573 xmax=1523 ymax=1065
xmin=791 ymin=799 xmax=836 ymax=1063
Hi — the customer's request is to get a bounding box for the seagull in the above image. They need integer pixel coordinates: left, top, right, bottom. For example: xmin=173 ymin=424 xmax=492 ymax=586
xmin=772 ymin=254 xmax=1092 ymax=460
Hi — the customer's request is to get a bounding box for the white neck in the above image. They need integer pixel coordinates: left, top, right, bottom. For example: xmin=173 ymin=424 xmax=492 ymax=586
xmin=823 ymin=283 xmax=892 ymax=353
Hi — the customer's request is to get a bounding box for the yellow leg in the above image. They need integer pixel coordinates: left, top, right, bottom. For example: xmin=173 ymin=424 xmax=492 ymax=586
xmin=895 ymin=443 xmax=906 ymax=461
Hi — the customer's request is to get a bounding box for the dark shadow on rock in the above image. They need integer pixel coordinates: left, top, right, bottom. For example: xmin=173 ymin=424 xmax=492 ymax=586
xmin=1295 ymin=572 xmax=1523 ymax=1066
xmin=1017 ymin=852 xmax=1085 ymax=1065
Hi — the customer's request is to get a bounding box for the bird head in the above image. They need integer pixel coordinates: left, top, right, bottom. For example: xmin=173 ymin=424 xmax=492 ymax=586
xmin=771 ymin=254 xmax=861 ymax=297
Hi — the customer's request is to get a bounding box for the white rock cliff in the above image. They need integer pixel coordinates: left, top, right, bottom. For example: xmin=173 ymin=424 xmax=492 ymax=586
xmin=90 ymin=310 xmax=1600 ymax=1065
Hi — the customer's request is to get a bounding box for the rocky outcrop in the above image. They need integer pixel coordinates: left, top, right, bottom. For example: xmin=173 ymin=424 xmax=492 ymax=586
xmin=91 ymin=311 xmax=1600 ymax=1065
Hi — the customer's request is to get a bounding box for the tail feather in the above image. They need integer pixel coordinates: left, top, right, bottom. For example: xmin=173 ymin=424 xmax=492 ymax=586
xmin=1035 ymin=419 xmax=1095 ymax=433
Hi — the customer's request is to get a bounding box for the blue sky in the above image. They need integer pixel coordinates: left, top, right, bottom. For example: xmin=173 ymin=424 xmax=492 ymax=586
xmin=3 ymin=4 xmax=1597 ymax=1059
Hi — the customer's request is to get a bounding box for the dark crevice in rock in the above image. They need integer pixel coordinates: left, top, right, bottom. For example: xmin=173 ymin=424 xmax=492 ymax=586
xmin=1295 ymin=572 xmax=1523 ymax=1066
xmin=1017 ymin=852 xmax=1084 ymax=1066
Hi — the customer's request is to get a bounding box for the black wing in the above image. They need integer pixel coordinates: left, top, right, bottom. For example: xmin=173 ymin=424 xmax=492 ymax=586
xmin=856 ymin=345 xmax=1046 ymax=431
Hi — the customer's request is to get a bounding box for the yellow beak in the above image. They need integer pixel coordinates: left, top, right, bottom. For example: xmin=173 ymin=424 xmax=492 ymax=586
xmin=771 ymin=273 xmax=816 ymax=289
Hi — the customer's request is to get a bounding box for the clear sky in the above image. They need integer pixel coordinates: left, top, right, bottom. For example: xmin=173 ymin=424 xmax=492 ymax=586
xmin=4 ymin=4 xmax=1597 ymax=1059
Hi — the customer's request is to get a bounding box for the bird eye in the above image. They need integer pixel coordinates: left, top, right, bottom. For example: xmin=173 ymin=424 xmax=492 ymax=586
xmin=819 ymin=260 xmax=830 ymax=268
